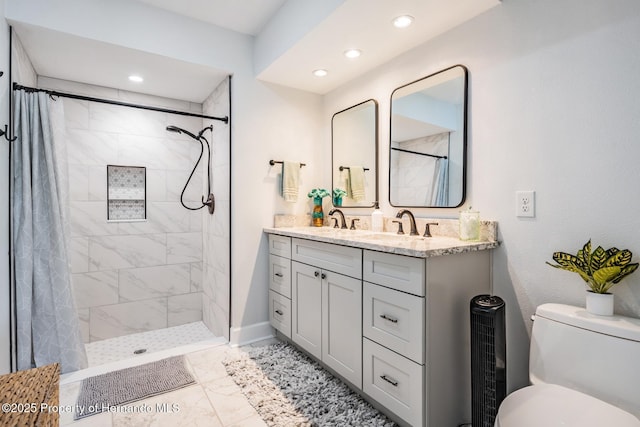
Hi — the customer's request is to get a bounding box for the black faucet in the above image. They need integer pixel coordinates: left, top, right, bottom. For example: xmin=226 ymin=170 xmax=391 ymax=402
xmin=328 ymin=208 xmax=348 ymax=229
xmin=395 ymin=209 xmax=418 ymax=236
xmin=423 ymin=222 xmax=439 ymax=237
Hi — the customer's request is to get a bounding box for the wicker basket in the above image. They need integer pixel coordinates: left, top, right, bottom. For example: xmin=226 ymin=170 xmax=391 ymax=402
xmin=0 ymin=363 xmax=60 ymax=427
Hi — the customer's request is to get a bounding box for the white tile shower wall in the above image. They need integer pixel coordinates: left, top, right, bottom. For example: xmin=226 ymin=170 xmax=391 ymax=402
xmin=41 ymin=77 xmax=206 ymax=342
xmin=202 ymin=78 xmax=231 ymax=340
xmin=390 ymin=133 xmax=449 ymax=205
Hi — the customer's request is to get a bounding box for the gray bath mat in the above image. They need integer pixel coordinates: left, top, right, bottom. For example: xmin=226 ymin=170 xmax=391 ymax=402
xmin=74 ymin=355 xmax=195 ymax=419
xmin=223 ymin=342 xmax=397 ymax=426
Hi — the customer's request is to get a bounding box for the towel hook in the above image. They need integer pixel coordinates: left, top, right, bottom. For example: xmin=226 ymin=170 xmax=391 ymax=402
xmin=0 ymin=124 xmax=17 ymax=142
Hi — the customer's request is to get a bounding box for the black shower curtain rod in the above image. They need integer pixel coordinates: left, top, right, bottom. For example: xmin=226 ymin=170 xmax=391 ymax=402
xmin=12 ymin=83 xmax=229 ymax=123
xmin=391 ymin=147 xmax=447 ymax=159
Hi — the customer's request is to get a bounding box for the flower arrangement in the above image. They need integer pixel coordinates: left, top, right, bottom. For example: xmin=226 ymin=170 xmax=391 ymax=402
xmin=307 ymin=188 xmax=330 ymax=205
xmin=307 ymin=188 xmax=330 ymax=227
xmin=332 ymin=188 xmax=346 ymax=206
xmin=546 ymin=239 xmax=638 ymax=294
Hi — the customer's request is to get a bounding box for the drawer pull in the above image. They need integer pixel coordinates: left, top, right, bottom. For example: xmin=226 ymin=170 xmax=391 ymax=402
xmin=379 ymin=314 xmax=398 ymax=323
xmin=321 ymin=273 xmax=326 ymax=280
xmin=274 ymin=272 xmax=284 ymax=278
xmin=314 ymin=271 xmax=320 ymax=277
xmin=275 ymin=309 xmax=284 ymax=316
xmin=380 ymin=375 xmax=398 ymax=387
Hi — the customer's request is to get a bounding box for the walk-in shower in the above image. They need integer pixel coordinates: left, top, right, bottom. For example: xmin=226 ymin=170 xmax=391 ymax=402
xmin=165 ymin=125 xmax=216 ymax=214
xmin=9 ymin=26 xmax=233 ymax=374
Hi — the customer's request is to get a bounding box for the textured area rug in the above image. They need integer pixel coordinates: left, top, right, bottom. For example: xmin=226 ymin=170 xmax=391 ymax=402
xmin=223 ymin=342 xmax=397 ymax=426
xmin=74 ymin=356 xmax=195 ymax=419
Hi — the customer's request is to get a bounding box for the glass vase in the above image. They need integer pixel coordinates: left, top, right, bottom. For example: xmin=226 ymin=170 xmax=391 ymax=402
xmin=312 ymin=197 xmax=324 ymax=227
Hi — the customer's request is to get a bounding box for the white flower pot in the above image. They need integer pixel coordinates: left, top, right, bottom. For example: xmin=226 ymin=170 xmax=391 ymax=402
xmin=586 ymin=291 xmax=614 ymax=316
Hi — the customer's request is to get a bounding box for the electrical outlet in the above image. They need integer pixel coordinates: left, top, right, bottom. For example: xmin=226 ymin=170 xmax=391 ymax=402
xmin=516 ymin=190 xmax=535 ymax=218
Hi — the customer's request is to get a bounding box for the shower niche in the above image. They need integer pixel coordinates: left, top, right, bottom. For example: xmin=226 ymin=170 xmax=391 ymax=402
xmin=107 ymin=165 xmax=147 ymax=221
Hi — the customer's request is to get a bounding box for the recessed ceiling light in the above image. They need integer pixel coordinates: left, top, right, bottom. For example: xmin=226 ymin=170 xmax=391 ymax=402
xmin=393 ymin=15 xmax=414 ymax=28
xmin=344 ymin=49 xmax=362 ymax=59
xmin=128 ymin=75 xmax=144 ymax=83
xmin=313 ymin=69 xmax=328 ymax=77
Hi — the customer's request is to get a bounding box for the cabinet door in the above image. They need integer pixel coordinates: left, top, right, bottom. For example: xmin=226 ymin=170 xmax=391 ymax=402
xmin=291 ymin=261 xmax=322 ymax=360
xmin=322 ymin=271 xmax=362 ymax=388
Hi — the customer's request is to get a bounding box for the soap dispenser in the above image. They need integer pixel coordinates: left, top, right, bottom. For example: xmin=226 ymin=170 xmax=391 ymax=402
xmin=371 ymin=202 xmax=383 ymax=232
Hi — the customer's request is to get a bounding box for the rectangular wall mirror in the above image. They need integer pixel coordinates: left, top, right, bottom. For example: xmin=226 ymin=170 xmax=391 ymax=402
xmin=332 ymin=99 xmax=378 ymax=208
xmin=389 ymin=65 xmax=467 ymax=208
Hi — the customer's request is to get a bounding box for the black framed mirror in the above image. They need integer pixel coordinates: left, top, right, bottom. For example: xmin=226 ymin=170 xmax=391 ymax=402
xmin=331 ymin=99 xmax=378 ymax=208
xmin=389 ymin=65 xmax=467 ymax=207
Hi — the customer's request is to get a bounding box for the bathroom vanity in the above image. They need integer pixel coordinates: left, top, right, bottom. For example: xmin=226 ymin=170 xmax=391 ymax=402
xmin=264 ymin=226 xmax=498 ymax=427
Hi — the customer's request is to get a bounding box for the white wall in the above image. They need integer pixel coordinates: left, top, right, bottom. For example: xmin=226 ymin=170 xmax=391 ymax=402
xmin=231 ymin=80 xmax=323 ymax=340
xmin=323 ymin=0 xmax=640 ymax=391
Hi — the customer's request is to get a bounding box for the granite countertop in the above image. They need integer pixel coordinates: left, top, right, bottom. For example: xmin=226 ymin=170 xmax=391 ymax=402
xmin=264 ymin=226 xmax=499 ymax=258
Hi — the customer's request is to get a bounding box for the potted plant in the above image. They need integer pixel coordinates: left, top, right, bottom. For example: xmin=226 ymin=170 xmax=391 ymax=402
xmin=307 ymin=188 xmax=330 ymax=227
xmin=546 ymin=239 xmax=638 ymax=315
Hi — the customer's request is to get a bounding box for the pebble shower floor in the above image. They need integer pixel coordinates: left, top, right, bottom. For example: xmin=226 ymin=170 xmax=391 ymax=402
xmin=85 ymin=321 xmax=219 ymax=367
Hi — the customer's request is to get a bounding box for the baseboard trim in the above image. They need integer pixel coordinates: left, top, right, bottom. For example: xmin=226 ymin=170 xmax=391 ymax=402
xmin=229 ymin=321 xmax=274 ymax=347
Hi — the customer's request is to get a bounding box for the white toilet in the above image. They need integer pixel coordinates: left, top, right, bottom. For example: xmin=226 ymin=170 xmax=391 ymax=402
xmin=495 ymin=303 xmax=640 ymax=426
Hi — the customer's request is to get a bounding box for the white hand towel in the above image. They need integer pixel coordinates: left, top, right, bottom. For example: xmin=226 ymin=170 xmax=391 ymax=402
xmin=281 ymin=161 xmax=300 ymax=202
xmin=348 ymin=166 xmax=366 ymax=202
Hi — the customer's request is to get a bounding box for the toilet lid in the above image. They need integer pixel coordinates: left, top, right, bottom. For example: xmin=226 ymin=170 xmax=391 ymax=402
xmin=496 ymin=384 xmax=640 ymax=427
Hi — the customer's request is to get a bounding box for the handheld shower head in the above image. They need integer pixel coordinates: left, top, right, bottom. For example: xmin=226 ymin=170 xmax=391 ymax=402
xmin=166 ymin=125 xmax=198 ymax=140
xmin=166 ymin=125 xmax=183 ymax=134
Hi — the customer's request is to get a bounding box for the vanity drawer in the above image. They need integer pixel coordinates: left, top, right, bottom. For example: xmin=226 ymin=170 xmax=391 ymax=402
xmin=269 ymin=290 xmax=291 ymax=338
xmin=269 ymin=254 xmax=291 ymax=298
xmin=292 ymin=238 xmax=362 ymax=279
xmin=269 ymin=234 xmax=291 ymax=258
xmin=363 ymin=250 xmax=425 ymax=296
xmin=363 ymin=338 xmax=424 ymax=427
xmin=363 ymin=282 xmax=424 ymax=364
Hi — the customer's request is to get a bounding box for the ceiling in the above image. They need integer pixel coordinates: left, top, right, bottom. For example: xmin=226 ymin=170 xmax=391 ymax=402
xmin=9 ymin=0 xmax=500 ymax=103
xmin=133 ymin=0 xmax=287 ymax=35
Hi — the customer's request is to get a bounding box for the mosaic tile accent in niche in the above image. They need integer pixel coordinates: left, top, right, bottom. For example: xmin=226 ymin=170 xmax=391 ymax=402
xmin=107 ymin=165 xmax=146 ymax=220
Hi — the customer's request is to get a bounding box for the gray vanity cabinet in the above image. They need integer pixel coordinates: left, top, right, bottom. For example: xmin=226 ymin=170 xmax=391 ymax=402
xmin=290 ymin=238 xmax=363 ymax=388
xmin=266 ymin=231 xmax=492 ymax=427
xmin=361 ymin=248 xmax=491 ymax=427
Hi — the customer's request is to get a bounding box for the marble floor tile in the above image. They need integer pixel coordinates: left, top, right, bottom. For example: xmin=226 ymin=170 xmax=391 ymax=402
xmin=59 ymin=336 xmax=280 ymax=427
xmin=201 ymin=376 xmax=262 ymax=427
xmin=112 ymin=385 xmax=222 ymax=427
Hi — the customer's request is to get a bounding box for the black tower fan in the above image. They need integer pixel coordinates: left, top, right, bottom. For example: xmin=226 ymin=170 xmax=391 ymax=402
xmin=470 ymin=295 xmax=506 ymax=427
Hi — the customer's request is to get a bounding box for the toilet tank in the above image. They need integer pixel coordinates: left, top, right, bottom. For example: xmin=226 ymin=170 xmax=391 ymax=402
xmin=530 ymin=303 xmax=640 ymax=418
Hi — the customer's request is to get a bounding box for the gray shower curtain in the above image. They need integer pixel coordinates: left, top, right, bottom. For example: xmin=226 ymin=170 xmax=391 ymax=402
xmin=12 ymin=90 xmax=87 ymax=373
xmin=430 ymin=158 xmax=449 ymax=206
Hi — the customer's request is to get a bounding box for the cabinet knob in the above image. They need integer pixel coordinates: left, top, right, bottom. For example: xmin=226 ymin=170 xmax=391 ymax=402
xmin=314 ymin=271 xmax=320 ymax=277
xmin=379 ymin=314 xmax=398 ymax=323
xmin=380 ymin=374 xmax=398 ymax=387
xmin=321 ymin=273 xmax=326 ymax=279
